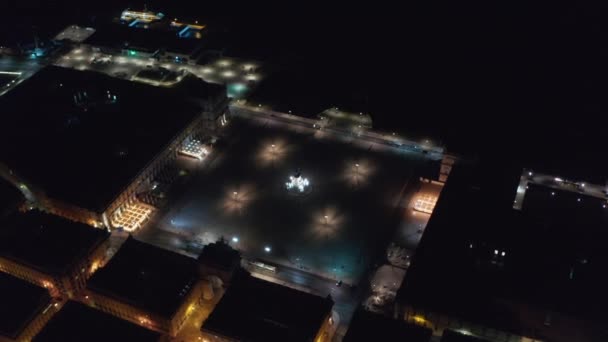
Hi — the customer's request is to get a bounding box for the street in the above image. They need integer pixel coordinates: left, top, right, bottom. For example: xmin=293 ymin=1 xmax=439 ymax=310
xmin=230 ymin=102 xmax=444 ymax=161
xmin=514 ymin=169 xmax=608 ymax=210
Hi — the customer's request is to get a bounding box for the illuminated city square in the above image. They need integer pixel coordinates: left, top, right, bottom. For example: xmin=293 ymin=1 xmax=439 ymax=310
xmin=137 ymin=118 xmax=431 ymax=283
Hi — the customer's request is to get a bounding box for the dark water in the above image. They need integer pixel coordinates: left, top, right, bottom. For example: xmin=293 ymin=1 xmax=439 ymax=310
xmin=3 ymin=2 xmax=608 ymax=181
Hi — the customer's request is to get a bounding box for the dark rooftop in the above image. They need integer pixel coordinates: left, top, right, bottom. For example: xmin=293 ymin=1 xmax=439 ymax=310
xmin=33 ymin=301 xmax=161 ymax=342
xmin=87 ymin=236 xmax=198 ymax=318
xmin=440 ymin=330 xmax=490 ymax=342
xmin=0 ymin=66 xmax=208 ymax=213
xmin=0 ymin=271 xmax=51 ymax=339
xmin=398 ymin=161 xmax=608 ymax=340
xmin=0 ymin=211 xmax=110 ymax=276
xmin=197 ymin=238 xmax=241 ymax=272
xmin=0 ymin=178 xmax=22 ymax=217
xmin=202 ymin=272 xmax=333 ymax=342
xmin=343 ymin=309 xmax=432 ymax=342
xmin=86 ymin=21 xmax=204 ymax=56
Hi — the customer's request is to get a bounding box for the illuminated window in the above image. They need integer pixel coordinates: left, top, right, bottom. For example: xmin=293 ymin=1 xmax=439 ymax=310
xmin=413 ymin=194 xmax=438 ymax=214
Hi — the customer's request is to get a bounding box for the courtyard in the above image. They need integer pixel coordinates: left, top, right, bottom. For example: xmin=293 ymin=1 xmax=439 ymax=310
xmin=137 ymin=118 xmax=431 ymax=283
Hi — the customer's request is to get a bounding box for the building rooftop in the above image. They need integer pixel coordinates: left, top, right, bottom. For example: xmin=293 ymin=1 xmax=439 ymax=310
xmin=0 ymin=211 xmax=110 ymax=276
xmin=0 ymin=271 xmax=52 ymax=340
xmin=397 ymin=161 xmax=608 ymax=341
xmin=87 ymin=236 xmax=198 ymax=318
xmin=33 ymin=301 xmax=161 ymax=342
xmin=343 ymin=309 xmax=432 ymax=342
xmin=0 ymin=66 xmax=207 ymax=213
xmin=202 ymin=272 xmax=333 ymax=342
xmin=54 ymin=25 xmax=96 ymax=43
xmin=86 ymin=20 xmax=205 ymax=57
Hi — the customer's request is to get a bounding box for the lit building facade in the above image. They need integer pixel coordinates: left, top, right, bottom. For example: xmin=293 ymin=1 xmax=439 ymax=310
xmin=85 ymin=237 xmax=204 ymax=336
xmin=201 ymin=272 xmax=334 ymax=342
xmin=397 ymin=305 xmax=544 ymax=342
xmin=85 ymin=282 xmax=203 ymax=336
xmin=0 ymin=272 xmax=62 ymax=342
xmin=0 ymin=67 xmax=228 ymax=233
xmin=0 ymin=211 xmax=110 ymax=298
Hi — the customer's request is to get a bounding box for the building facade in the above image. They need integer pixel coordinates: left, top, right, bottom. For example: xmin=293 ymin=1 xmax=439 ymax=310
xmin=0 ymin=237 xmax=109 ymax=298
xmin=85 ymin=280 xmax=203 ymax=336
xmin=2 ymin=99 xmax=228 ymax=232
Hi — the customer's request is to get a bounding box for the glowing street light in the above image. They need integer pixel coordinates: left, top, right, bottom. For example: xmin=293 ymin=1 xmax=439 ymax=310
xmin=218 ymin=59 xmax=231 ymax=67
xmin=222 ymin=70 xmax=235 ymax=78
xmin=264 ymin=246 xmax=271 ymax=253
xmin=232 ymin=236 xmax=239 ymax=243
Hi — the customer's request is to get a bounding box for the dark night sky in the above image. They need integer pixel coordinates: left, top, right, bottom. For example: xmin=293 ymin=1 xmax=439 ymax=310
xmin=3 ymin=2 xmax=608 ymax=181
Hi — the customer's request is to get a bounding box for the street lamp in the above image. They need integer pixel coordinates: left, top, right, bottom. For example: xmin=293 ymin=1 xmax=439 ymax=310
xmin=264 ymin=246 xmax=271 ymax=253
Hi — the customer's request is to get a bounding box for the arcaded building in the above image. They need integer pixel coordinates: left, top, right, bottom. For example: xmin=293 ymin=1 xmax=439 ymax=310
xmin=0 ymin=211 xmax=110 ymax=298
xmin=0 ymin=66 xmax=227 ymax=231
xmin=201 ymin=271 xmax=334 ymax=342
xmin=85 ymin=237 xmax=203 ymax=336
xmin=0 ymin=272 xmax=59 ymax=342
xmin=33 ymin=301 xmax=161 ymax=342
xmin=395 ymin=162 xmax=608 ymax=342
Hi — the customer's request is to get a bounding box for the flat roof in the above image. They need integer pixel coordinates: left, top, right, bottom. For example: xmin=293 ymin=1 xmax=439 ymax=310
xmin=86 ymin=21 xmax=204 ymax=56
xmin=397 ymin=162 xmax=608 ymax=339
xmin=87 ymin=236 xmax=198 ymax=318
xmin=54 ymin=25 xmax=96 ymax=43
xmin=343 ymin=309 xmax=432 ymax=342
xmin=0 ymin=271 xmax=51 ymax=339
xmin=0 ymin=211 xmax=110 ymax=276
xmin=522 ymin=183 xmax=608 ymax=223
xmin=202 ymin=272 xmax=333 ymax=342
xmin=33 ymin=301 xmax=161 ymax=342
xmin=0 ymin=66 xmax=206 ymax=213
